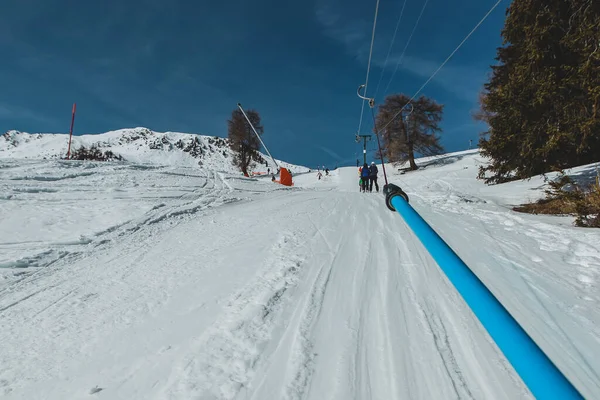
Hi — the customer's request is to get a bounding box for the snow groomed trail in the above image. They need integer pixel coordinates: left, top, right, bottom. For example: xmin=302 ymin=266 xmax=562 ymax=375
xmin=1 ymin=154 xmax=599 ymax=399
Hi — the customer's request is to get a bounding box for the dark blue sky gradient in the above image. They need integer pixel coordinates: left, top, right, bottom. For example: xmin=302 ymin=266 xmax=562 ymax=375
xmin=0 ymin=0 xmax=507 ymax=167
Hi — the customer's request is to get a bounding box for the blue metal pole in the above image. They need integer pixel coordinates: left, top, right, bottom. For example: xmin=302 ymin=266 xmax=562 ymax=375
xmin=384 ymin=185 xmax=582 ymax=399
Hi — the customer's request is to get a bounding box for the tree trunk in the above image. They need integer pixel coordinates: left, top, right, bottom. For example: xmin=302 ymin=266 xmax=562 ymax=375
xmin=242 ymin=126 xmax=253 ymax=175
xmin=408 ymin=141 xmax=418 ymax=170
xmin=243 ymin=145 xmax=249 ymax=172
xmin=404 ymin=118 xmax=418 ymax=170
xmin=241 ymin=146 xmax=249 ymax=176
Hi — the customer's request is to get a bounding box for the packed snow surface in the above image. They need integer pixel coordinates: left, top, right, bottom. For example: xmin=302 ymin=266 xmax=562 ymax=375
xmin=1 ymin=149 xmax=599 ymax=399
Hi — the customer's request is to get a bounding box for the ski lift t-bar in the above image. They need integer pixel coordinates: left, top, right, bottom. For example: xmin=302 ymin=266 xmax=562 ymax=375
xmin=382 ymin=184 xmax=582 ymax=399
xmin=237 ymin=103 xmax=280 ymax=170
xmin=357 ymin=84 xmax=375 ymax=108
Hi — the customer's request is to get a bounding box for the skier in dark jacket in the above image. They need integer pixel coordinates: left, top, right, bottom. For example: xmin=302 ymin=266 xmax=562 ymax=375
xmin=369 ymin=162 xmax=379 ymax=192
xmin=360 ymin=163 xmax=370 ymax=192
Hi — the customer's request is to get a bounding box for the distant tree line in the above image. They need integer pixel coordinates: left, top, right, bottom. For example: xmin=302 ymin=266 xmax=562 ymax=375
xmin=69 ymin=145 xmax=124 ymax=161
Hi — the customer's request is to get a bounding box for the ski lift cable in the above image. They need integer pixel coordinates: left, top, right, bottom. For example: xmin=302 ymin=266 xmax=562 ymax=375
xmin=237 ymin=103 xmax=279 ymax=170
xmin=371 ymin=107 xmax=389 ymax=185
xmin=379 ymin=0 xmax=503 ymax=134
xmin=381 ymin=0 xmax=431 ymax=97
xmin=356 ymin=0 xmax=381 ymax=136
xmin=371 ymin=0 xmax=409 ymax=101
xmin=357 ymin=83 xmax=389 ymax=183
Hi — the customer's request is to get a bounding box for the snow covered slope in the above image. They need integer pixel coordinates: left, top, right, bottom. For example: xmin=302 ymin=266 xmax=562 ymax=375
xmin=0 ymin=151 xmax=598 ymax=399
xmin=0 ymin=129 xmax=308 ymax=174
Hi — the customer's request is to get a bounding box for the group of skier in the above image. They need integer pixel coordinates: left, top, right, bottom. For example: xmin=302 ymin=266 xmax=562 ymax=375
xmin=359 ymin=162 xmax=379 ymax=193
xmin=316 ymin=167 xmax=329 ymax=180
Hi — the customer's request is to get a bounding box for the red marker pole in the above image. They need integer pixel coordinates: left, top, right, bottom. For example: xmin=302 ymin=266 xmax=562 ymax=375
xmin=66 ymin=103 xmax=77 ymax=159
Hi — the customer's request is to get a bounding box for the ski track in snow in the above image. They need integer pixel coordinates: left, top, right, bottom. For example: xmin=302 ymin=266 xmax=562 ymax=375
xmin=0 ymin=153 xmax=599 ymax=399
xmin=163 ymin=232 xmax=306 ymax=399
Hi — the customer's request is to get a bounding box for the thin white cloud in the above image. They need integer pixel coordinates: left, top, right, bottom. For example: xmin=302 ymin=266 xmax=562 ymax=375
xmin=0 ymin=103 xmax=57 ymax=126
xmin=315 ymin=0 xmax=486 ymax=103
xmin=315 ymin=0 xmax=370 ymax=62
xmin=314 ymin=144 xmax=343 ymax=160
xmin=381 ymin=54 xmax=485 ymax=102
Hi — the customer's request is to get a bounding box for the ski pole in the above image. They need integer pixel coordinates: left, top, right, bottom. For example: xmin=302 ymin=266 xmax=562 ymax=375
xmin=382 ymin=184 xmax=583 ymax=400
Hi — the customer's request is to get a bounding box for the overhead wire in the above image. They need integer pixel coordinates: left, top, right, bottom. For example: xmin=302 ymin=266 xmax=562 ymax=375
xmin=356 ymin=0 xmax=381 ymax=136
xmin=371 ymin=0 xmax=409 ymax=101
xmin=381 ymin=0 xmax=430 ymax=97
xmin=371 ymin=107 xmax=389 ymax=184
xmin=378 ymin=0 xmax=504 ymax=134
xmin=367 ymin=0 xmax=503 ymax=184
xmin=357 ymin=0 xmax=502 ymax=186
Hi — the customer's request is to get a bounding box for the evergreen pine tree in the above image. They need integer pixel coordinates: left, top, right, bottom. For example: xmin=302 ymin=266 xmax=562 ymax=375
xmin=478 ymin=0 xmax=600 ymax=183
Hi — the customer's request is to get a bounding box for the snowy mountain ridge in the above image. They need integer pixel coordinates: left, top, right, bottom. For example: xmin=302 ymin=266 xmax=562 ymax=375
xmin=0 ymin=128 xmax=308 ymax=174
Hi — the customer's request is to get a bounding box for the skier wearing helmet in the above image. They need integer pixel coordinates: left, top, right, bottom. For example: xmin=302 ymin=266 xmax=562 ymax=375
xmin=369 ymin=162 xmax=379 ymax=192
xmin=360 ymin=163 xmax=370 ymax=192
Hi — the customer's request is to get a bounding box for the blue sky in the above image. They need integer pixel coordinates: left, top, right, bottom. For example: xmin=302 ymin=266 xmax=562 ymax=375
xmin=0 ymin=0 xmax=507 ymax=168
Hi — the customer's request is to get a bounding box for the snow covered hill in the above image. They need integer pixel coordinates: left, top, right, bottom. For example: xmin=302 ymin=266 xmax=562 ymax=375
xmin=0 ymin=128 xmax=308 ymax=174
xmin=1 ymin=150 xmax=599 ymax=399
